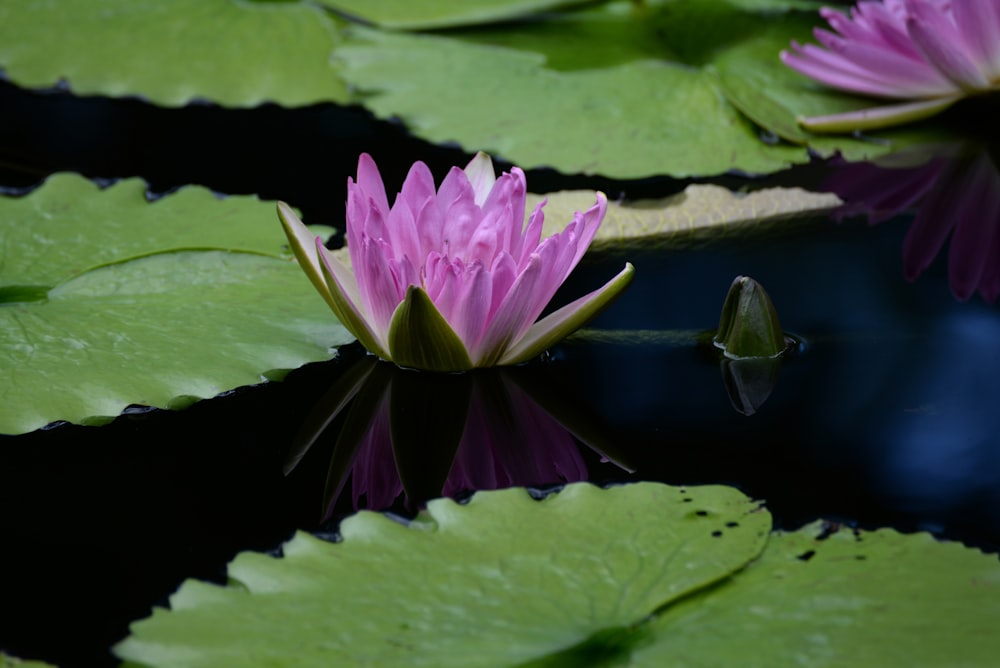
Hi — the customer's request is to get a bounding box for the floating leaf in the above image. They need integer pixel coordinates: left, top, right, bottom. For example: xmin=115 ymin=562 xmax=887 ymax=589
xmin=0 ymin=177 xmax=352 ymax=434
xmin=2 ymin=174 xmax=311 ymax=288
xmin=116 ymin=483 xmax=1000 ymax=667
xmin=335 ymin=0 xmax=940 ymax=178
xmin=633 ymin=522 xmax=1000 ymax=666
xmin=317 ymin=0 xmax=594 ymax=30
xmin=0 ymin=654 xmax=56 ymax=668
xmin=0 ymin=0 xmax=347 ymax=107
xmin=531 ymin=185 xmax=842 ymax=251
xmin=115 ymin=483 xmax=770 ymax=667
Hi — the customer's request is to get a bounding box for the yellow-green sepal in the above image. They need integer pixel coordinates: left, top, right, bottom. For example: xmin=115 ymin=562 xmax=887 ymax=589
xmin=387 ymin=286 xmax=474 ymax=372
xmin=277 ymin=202 xmax=338 ymax=311
xmin=315 ymin=242 xmax=391 ymax=360
xmin=799 ymin=96 xmax=959 ymax=133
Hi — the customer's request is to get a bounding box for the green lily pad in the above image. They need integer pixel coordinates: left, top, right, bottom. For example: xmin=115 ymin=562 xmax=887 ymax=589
xmin=318 ymin=0 xmax=595 ymax=30
xmin=0 ymin=0 xmax=347 ymax=107
xmin=1 ymin=174 xmax=320 ymax=288
xmin=335 ymin=0 xmax=938 ymax=178
xmin=116 ymin=482 xmax=1000 ymax=667
xmin=0 ymin=176 xmax=352 ymax=434
xmin=115 ymin=483 xmax=771 ymax=667
xmin=0 ymin=654 xmax=56 ymax=668
xmin=531 ymin=185 xmax=842 ymax=251
xmin=633 ymin=522 xmax=1000 ymax=666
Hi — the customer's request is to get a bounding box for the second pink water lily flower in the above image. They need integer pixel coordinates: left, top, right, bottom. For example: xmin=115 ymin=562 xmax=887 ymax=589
xmin=279 ymin=153 xmax=633 ymax=372
xmin=781 ymin=0 xmax=1000 ymax=131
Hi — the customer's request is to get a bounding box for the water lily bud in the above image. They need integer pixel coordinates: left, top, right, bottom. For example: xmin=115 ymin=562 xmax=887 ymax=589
xmin=713 ymin=276 xmax=787 ymax=359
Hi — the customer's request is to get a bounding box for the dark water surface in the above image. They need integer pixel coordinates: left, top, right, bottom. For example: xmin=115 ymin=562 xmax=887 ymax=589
xmin=1 ymin=80 xmax=999 ymax=667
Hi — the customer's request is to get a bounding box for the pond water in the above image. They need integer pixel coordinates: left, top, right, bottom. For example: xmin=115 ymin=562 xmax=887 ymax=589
xmin=1 ymin=79 xmax=999 ymax=667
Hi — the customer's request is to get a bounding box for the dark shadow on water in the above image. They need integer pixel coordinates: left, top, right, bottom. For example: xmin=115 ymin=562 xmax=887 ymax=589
xmin=2 ymin=82 xmax=1000 ymax=668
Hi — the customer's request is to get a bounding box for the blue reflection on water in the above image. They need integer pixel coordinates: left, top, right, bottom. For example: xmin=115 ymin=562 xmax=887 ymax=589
xmin=873 ymin=311 xmax=1000 ymax=520
xmin=550 ymin=213 xmax=1000 ymax=548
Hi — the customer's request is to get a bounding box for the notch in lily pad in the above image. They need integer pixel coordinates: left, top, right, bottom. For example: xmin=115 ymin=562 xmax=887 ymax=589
xmin=710 ymin=276 xmax=797 ymax=416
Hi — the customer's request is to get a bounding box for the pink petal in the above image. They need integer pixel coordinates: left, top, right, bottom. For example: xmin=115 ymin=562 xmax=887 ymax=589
xmin=437 ymin=166 xmax=479 ymax=256
xmin=390 ymin=161 xmax=436 ymax=264
xmin=480 ymin=168 xmax=527 ymax=254
xmin=356 ymin=238 xmax=406 ymax=339
xmin=385 ymin=189 xmax=422 ymax=269
xmin=512 ymin=199 xmax=545 ymax=265
xmin=952 ymin=0 xmax=1000 ymax=76
xmin=448 ymin=263 xmax=493 ymax=355
xmin=472 ymin=254 xmax=544 ymax=366
xmin=906 ymin=1 xmax=991 ymax=91
xmin=462 ymin=152 xmax=497 ymax=207
xmin=564 ymin=193 xmax=607 ymax=275
xmin=354 ymin=153 xmax=390 ymax=216
xmin=487 ymin=252 xmax=517 ymax=322
xmin=465 ymin=201 xmax=506 ymax=266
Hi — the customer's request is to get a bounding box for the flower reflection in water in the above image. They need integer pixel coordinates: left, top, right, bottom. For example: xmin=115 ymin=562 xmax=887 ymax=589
xmin=285 ymin=358 xmax=629 ymax=520
xmin=825 ymin=143 xmax=1000 ymax=303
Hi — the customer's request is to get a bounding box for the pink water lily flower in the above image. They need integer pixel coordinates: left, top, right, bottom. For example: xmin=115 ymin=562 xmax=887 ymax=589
xmin=781 ymin=0 xmax=1000 ymax=132
xmin=278 ymin=153 xmax=634 ymax=372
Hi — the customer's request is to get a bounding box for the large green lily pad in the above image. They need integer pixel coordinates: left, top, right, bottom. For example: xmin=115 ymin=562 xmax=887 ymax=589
xmin=114 ymin=482 xmax=1000 ymax=667
xmin=317 ymin=0 xmax=595 ymax=30
xmin=0 ymin=0 xmax=347 ymax=107
xmin=1 ymin=174 xmax=313 ymax=289
xmin=0 ymin=176 xmax=351 ymax=434
xmin=634 ymin=522 xmax=1000 ymax=666
xmin=335 ymin=0 xmax=939 ymax=178
xmin=0 ymin=654 xmax=56 ymax=668
xmin=115 ymin=483 xmax=771 ymax=667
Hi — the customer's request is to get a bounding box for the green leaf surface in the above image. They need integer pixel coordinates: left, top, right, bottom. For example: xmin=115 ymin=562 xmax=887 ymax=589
xmin=633 ymin=522 xmax=1000 ymax=666
xmin=335 ymin=0 xmax=939 ymax=178
xmin=0 ymin=0 xmax=347 ymax=107
xmin=0 ymin=654 xmax=56 ymax=668
xmin=115 ymin=482 xmax=771 ymax=667
xmin=2 ymin=175 xmax=303 ymax=288
xmin=318 ymin=0 xmax=595 ymax=30
xmin=531 ymin=185 xmax=842 ymax=251
xmin=0 ymin=177 xmax=353 ymax=434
